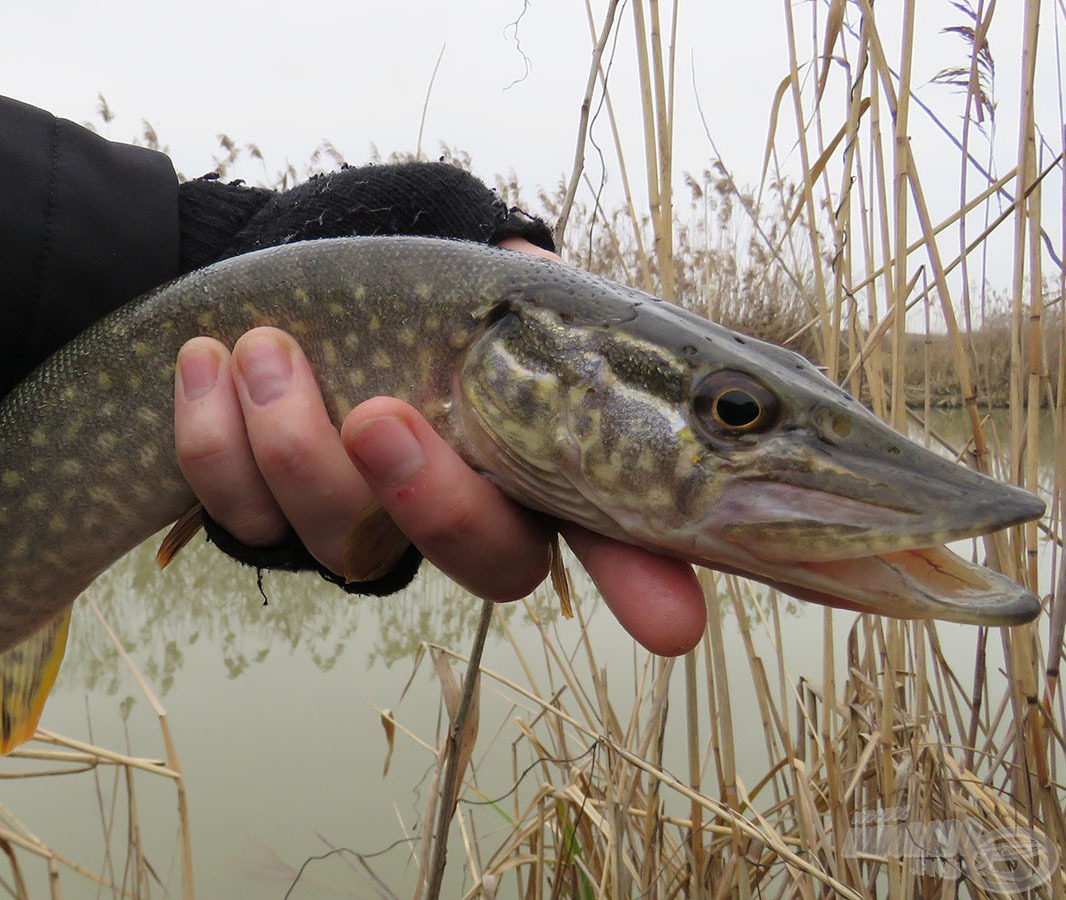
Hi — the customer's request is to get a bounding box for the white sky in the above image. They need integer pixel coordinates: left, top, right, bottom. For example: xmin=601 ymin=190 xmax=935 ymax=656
xmin=3 ymin=1 xmax=789 ymax=188
xmin=2 ymin=1 xmax=1062 ymax=293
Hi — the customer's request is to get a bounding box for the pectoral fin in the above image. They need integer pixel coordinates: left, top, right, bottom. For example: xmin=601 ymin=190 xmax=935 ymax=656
xmin=1 ymin=606 xmax=72 ymax=754
xmin=156 ymin=504 xmax=205 ymax=569
xmin=549 ymin=534 xmax=574 ymax=619
xmin=343 ymin=502 xmax=413 ymax=583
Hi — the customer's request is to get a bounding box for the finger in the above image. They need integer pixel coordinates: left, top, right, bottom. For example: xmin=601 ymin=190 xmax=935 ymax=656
xmin=230 ymin=327 xmax=374 ymax=573
xmin=174 ymin=337 xmax=289 ymax=546
xmin=496 ymin=236 xmax=565 ymax=264
xmin=560 ymin=524 xmax=706 ymax=657
xmin=341 ymin=397 xmax=552 ymax=603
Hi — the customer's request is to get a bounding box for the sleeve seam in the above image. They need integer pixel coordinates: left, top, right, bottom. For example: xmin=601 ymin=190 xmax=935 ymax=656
xmin=25 ymin=116 xmax=61 ymax=347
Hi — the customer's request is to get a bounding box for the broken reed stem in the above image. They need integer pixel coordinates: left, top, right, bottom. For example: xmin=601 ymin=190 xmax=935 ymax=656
xmin=630 ymin=0 xmax=679 ymax=302
xmin=577 ymin=0 xmax=652 ymax=288
xmin=1012 ymin=0 xmax=1048 ymax=798
xmin=892 ymin=0 xmax=915 ymax=431
xmin=423 ymin=597 xmax=494 ymax=900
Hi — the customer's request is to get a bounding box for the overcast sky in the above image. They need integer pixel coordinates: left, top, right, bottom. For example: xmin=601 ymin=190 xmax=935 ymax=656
xmin=2 ymin=1 xmax=1061 ymax=290
xmin=3 ymin=1 xmax=791 ymax=188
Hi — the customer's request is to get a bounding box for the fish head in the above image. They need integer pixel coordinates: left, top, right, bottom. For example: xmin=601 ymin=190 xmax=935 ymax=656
xmin=456 ymin=274 xmax=1045 ymax=625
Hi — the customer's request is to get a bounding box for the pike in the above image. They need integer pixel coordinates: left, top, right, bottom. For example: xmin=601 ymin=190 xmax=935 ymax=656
xmin=0 ymin=236 xmax=1045 ymax=752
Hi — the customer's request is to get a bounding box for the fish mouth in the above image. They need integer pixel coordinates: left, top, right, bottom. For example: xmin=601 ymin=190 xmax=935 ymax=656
xmin=723 ymin=545 xmax=1042 ymax=626
xmin=697 ymin=478 xmax=1045 ymax=626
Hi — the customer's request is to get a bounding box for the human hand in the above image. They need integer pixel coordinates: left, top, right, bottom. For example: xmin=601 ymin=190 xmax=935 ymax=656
xmin=174 ymin=239 xmax=707 ymax=656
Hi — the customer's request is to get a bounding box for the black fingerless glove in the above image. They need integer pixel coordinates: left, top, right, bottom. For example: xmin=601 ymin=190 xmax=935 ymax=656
xmin=179 ymin=162 xmax=555 ymax=595
xmin=177 ymin=162 xmax=554 ymax=274
xmin=201 ymin=513 xmax=426 ymax=597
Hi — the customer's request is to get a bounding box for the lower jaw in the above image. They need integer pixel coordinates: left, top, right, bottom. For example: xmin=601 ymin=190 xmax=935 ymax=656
xmin=705 ymin=544 xmax=1039 ymax=626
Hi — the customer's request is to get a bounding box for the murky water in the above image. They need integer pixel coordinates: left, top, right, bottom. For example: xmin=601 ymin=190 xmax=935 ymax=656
xmin=0 ymin=410 xmax=1051 ymax=898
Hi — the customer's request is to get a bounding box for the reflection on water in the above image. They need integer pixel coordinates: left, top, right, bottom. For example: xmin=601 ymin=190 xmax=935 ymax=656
xmin=65 ymin=534 xmax=567 ymax=696
xmin=922 ymin=407 xmax=1057 ymax=482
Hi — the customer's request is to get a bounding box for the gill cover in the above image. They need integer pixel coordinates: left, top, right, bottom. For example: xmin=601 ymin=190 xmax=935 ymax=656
xmin=455 ymin=300 xmax=628 ymax=538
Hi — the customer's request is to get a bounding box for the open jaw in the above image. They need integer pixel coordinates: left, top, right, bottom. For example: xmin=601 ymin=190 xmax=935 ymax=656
xmin=691 ymin=476 xmax=1044 ymax=626
xmin=713 ymin=543 xmax=1041 ymax=626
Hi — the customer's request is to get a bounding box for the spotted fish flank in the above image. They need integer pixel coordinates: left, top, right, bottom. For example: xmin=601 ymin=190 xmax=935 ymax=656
xmin=0 ymin=236 xmax=1045 ymax=754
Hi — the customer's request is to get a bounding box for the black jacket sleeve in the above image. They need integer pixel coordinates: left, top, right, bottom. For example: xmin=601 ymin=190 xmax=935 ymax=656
xmin=0 ymin=96 xmax=179 ymax=397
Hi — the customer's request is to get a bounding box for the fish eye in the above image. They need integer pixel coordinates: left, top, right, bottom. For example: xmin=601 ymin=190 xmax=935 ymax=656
xmin=692 ymin=370 xmax=779 ymax=436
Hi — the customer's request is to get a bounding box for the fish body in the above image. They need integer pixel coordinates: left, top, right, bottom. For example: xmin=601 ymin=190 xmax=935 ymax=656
xmin=0 ymin=236 xmax=1045 ymax=751
xmin=0 ymin=237 xmax=531 ymax=653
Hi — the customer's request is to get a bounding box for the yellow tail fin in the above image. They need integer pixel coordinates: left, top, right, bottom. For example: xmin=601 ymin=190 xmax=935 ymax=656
xmin=0 ymin=607 xmax=72 ymax=754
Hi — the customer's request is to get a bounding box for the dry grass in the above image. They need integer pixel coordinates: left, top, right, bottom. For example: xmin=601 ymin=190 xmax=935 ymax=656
xmin=1 ymin=599 xmax=192 ymax=899
xmin=374 ymin=573 xmax=1065 ymax=898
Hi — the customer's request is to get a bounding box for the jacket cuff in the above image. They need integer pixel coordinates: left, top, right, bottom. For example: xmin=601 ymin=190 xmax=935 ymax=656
xmin=0 ymin=96 xmax=179 ymax=395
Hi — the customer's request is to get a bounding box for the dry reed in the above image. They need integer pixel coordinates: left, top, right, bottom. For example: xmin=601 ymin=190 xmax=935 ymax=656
xmin=1 ymin=597 xmax=193 ymax=898
xmin=380 ymin=2 xmax=1066 ymax=897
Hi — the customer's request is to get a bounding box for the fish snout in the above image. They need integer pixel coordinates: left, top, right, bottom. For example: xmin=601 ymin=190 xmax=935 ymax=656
xmin=709 ymin=430 xmax=1044 ymax=565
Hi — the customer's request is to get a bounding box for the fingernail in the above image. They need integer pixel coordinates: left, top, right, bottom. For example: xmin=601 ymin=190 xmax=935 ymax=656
xmin=177 ymin=346 xmax=219 ymax=401
xmin=348 ymin=416 xmax=425 ymax=485
xmin=236 ymin=336 xmax=293 ymax=406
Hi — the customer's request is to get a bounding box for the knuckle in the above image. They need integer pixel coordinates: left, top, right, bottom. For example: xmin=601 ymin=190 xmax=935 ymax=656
xmin=403 ymin=493 xmax=552 ymax=603
xmin=413 ymin=492 xmax=481 ymax=552
xmin=175 ymin=427 xmax=233 ymax=475
xmin=218 ymin=507 xmax=289 ymax=548
xmin=252 ymin=427 xmax=320 ymax=483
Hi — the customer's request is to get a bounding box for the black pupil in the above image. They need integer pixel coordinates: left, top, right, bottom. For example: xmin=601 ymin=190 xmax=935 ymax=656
xmin=716 ymin=389 xmax=760 ymax=427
